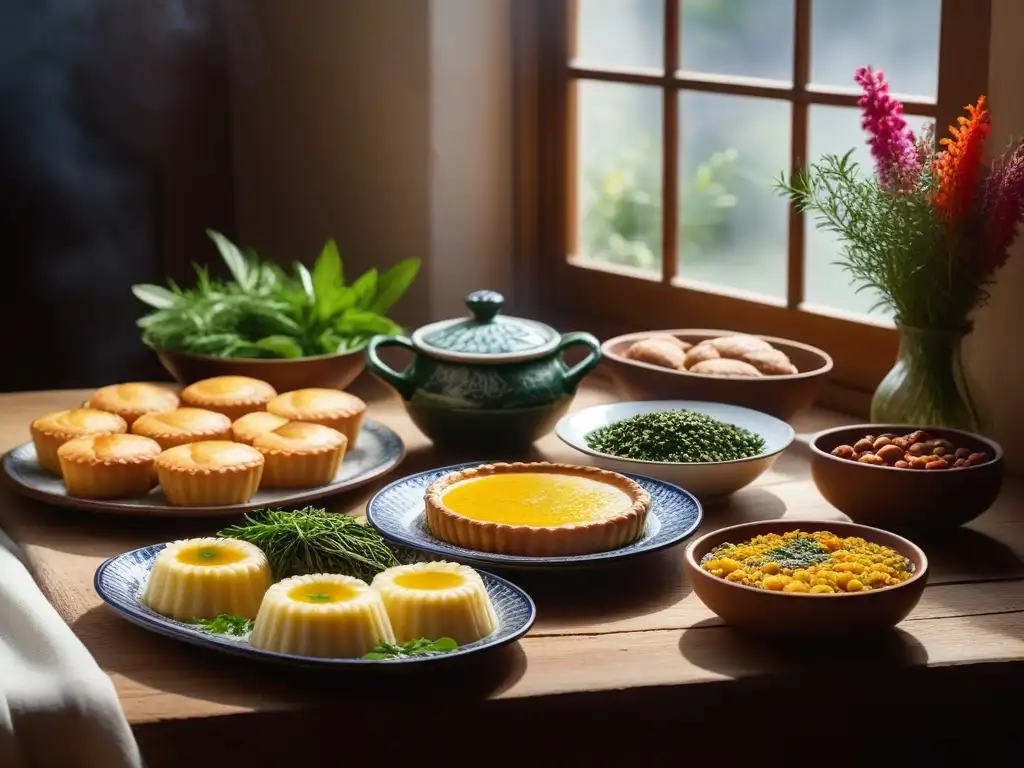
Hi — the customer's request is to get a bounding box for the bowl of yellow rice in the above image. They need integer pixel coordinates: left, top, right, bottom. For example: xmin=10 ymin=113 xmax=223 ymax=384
xmin=684 ymin=520 xmax=928 ymax=636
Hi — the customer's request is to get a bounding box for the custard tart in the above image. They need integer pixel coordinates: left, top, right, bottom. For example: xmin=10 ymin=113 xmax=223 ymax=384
xmin=142 ymin=537 xmax=272 ymax=621
xmin=266 ymin=388 xmax=366 ymax=448
xmin=250 ymin=573 xmax=395 ymax=658
xmin=30 ymin=408 xmax=128 ymax=474
xmin=372 ymin=561 xmax=498 ymax=644
xmin=155 ymin=440 xmax=264 ymax=506
xmin=252 ymin=421 xmax=347 ymax=488
xmin=85 ymin=382 xmax=180 ymax=427
xmin=179 ymin=376 xmax=277 ymax=421
xmin=131 ymin=408 xmax=232 ymax=450
xmin=58 ymin=433 xmax=161 ymax=499
xmin=424 ymin=462 xmax=651 ymax=556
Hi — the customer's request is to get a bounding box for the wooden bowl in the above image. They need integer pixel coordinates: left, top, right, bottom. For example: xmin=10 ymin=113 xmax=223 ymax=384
xmin=810 ymin=424 xmax=1004 ymax=529
xmin=601 ymin=329 xmax=833 ymax=422
xmin=155 ymin=348 xmax=366 ymax=393
xmin=684 ymin=520 xmax=928 ymax=637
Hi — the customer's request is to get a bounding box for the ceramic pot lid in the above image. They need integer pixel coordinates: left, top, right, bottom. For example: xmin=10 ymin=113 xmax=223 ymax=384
xmin=411 ymin=290 xmax=561 ymax=363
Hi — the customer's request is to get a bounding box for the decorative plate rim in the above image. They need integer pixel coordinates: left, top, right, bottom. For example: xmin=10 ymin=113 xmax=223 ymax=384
xmin=2 ymin=418 xmax=405 ymax=517
xmin=365 ymin=460 xmax=704 ymax=568
xmin=94 ymin=542 xmax=536 ymax=667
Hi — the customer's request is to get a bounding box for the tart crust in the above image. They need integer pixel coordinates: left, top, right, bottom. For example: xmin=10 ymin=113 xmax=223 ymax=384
xmin=424 ymin=462 xmax=651 ymax=557
xmin=155 ymin=441 xmax=265 ymax=506
xmin=131 ymin=407 xmax=233 ymax=450
xmin=85 ymin=382 xmax=180 ymax=427
xmin=266 ymin=389 xmax=366 ymax=447
xmin=57 ymin=433 xmax=162 ymax=498
xmin=30 ymin=408 xmax=128 ymax=475
xmin=179 ymin=376 xmax=277 ymax=421
xmin=252 ymin=422 xmax=348 ymax=487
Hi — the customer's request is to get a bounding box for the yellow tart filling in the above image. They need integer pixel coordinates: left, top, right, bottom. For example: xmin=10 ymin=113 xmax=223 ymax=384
xmin=440 ymin=472 xmax=634 ymax=527
xmin=176 ymin=544 xmax=249 ymax=567
xmin=286 ymin=581 xmax=359 ymax=604
xmin=393 ymin=571 xmax=466 ymax=590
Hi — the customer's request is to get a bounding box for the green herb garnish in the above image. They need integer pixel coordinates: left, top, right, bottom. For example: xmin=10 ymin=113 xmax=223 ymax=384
xmin=585 ymin=409 xmax=766 ymax=463
xmin=132 ymin=230 xmax=420 ymax=359
xmin=191 ymin=614 xmax=253 ymax=636
xmin=755 ymin=537 xmax=831 ymax=570
xmin=218 ymin=506 xmax=403 ymax=581
xmin=363 ymin=637 xmax=459 ymax=660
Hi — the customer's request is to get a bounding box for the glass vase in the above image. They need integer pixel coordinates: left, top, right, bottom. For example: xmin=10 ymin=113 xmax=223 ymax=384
xmin=870 ymin=326 xmax=980 ymax=432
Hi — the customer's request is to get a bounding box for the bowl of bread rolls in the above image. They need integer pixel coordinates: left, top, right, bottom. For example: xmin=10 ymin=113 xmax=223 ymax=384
xmin=601 ymin=329 xmax=833 ymax=422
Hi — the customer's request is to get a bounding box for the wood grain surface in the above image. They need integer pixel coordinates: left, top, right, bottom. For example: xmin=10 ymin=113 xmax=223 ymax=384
xmin=2 ymin=376 xmax=1022 ymax=763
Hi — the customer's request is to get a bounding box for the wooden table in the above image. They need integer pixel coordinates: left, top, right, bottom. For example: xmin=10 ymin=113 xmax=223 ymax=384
xmin=2 ymin=378 xmax=1023 ymax=764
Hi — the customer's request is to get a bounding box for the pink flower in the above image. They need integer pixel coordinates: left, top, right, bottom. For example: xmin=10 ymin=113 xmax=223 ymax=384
xmin=855 ymin=66 xmax=921 ymax=190
xmin=983 ymin=143 xmax=1024 ymax=272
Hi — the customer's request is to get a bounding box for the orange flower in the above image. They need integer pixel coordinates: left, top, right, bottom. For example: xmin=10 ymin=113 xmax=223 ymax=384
xmin=933 ymin=96 xmax=991 ymax=221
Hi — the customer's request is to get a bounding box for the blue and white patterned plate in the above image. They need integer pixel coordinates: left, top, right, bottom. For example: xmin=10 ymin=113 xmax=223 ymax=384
xmin=366 ymin=461 xmax=704 ymax=569
xmin=3 ymin=418 xmax=405 ymax=517
xmin=95 ymin=543 xmax=535 ymax=667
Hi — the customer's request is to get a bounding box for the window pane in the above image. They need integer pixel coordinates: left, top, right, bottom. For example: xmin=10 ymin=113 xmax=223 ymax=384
xmin=575 ymin=0 xmax=663 ymax=70
xmin=810 ymin=0 xmax=941 ymax=99
xmin=677 ymin=92 xmax=790 ymax=300
xmin=680 ymin=0 xmax=793 ymax=82
xmin=804 ymin=105 xmax=933 ymax=317
xmin=577 ymin=82 xmax=663 ymax=273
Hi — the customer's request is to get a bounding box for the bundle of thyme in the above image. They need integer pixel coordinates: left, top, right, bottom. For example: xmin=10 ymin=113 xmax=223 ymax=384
xmin=218 ymin=506 xmax=405 ymax=582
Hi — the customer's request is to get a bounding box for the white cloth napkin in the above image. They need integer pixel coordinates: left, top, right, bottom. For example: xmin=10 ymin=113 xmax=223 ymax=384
xmin=0 ymin=528 xmax=142 ymax=768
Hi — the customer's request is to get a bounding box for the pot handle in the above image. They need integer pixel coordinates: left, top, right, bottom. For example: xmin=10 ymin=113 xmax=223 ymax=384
xmin=557 ymin=332 xmax=603 ymax=390
xmin=365 ymin=335 xmax=417 ymax=400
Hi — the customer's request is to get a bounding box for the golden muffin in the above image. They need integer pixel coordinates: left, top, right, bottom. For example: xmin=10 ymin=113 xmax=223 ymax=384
xmin=231 ymin=412 xmax=290 ymax=446
xmin=688 ymin=358 xmax=763 ymax=378
xmin=30 ymin=409 xmax=128 ymax=474
xmin=624 ymin=338 xmax=687 ymax=370
xmin=155 ymin=441 xmax=264 ymax=507
xmin=85 ymin=383 xmax=180 ymax=427
xmin=252 ymin=422 xmax=347 ymax=488
xmin=266 ymin=389 xmax=366 ymax=448
xmin=58 ymin=433 xmax=161 ymax=499
xmin=131 ymin=408 xmax=233 ymax=450
xmin=179 ymin=376 xmax=277 ymax=421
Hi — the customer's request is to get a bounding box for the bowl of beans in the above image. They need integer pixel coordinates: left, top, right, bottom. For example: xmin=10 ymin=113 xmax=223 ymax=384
xmin=683 ymin=521 xmax=928 ymax=636
xmin=555 ymin=400 xmax=795 ymax=502
xmin=810 ymin=424 xmax=1004 ymax=528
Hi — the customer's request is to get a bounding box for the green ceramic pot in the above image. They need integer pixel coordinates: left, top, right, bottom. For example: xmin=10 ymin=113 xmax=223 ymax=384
xmin=365 ymin=290 xmax=602 ymax=449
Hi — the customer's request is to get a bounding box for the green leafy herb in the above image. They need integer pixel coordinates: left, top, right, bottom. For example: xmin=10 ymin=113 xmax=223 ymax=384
xmin=363 ymin=637 xmax=458 ymax=660
xmin=132 ymin=230 xmax=420 ymax=358
xmin=191 ymin=614 xmax=254 ymax=636
xmin=218 ymin=506 xmax=404 ymax=581
xmin=585 ymin=409 xmax=766 ymax=463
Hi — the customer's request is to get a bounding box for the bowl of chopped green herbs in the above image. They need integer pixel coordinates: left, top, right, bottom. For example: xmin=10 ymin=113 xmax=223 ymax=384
xmin=555 ymin=400 xmax=794 ymax=502
xmin=133 ymin=230 xmax=420 ymax=392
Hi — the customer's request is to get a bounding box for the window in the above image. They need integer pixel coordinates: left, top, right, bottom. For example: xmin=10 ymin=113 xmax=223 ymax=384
xmin=514 ymin=0 xmax=991 ymax=406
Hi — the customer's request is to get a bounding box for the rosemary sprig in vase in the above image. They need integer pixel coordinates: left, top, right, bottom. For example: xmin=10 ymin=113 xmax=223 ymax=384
xmin=779 ymin=66 xmax=1024 ymax=430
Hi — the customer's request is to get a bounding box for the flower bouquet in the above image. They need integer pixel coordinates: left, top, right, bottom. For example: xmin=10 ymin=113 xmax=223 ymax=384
xmin=780 ymin=66 xmax=1024 ymax=430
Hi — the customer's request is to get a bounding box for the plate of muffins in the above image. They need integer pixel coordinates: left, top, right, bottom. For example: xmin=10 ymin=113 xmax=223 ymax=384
xmin=2 ymin=376 xmax=406 ymax=516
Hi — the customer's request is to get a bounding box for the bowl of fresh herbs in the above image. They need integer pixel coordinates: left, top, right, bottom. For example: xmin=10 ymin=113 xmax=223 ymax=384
xmin=132 ymin=230 xmax=420 ymax=392
xmin=555 ymin=400 xmax=795 ymax=503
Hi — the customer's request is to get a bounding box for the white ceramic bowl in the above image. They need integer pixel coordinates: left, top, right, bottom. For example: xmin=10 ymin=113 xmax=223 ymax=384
xmin=555 ymin=400 xmax=795 ymax=502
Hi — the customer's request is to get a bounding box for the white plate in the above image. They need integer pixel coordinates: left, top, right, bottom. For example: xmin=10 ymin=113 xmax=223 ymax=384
xmin=555 ymin=400 xmax=795 ymax=502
